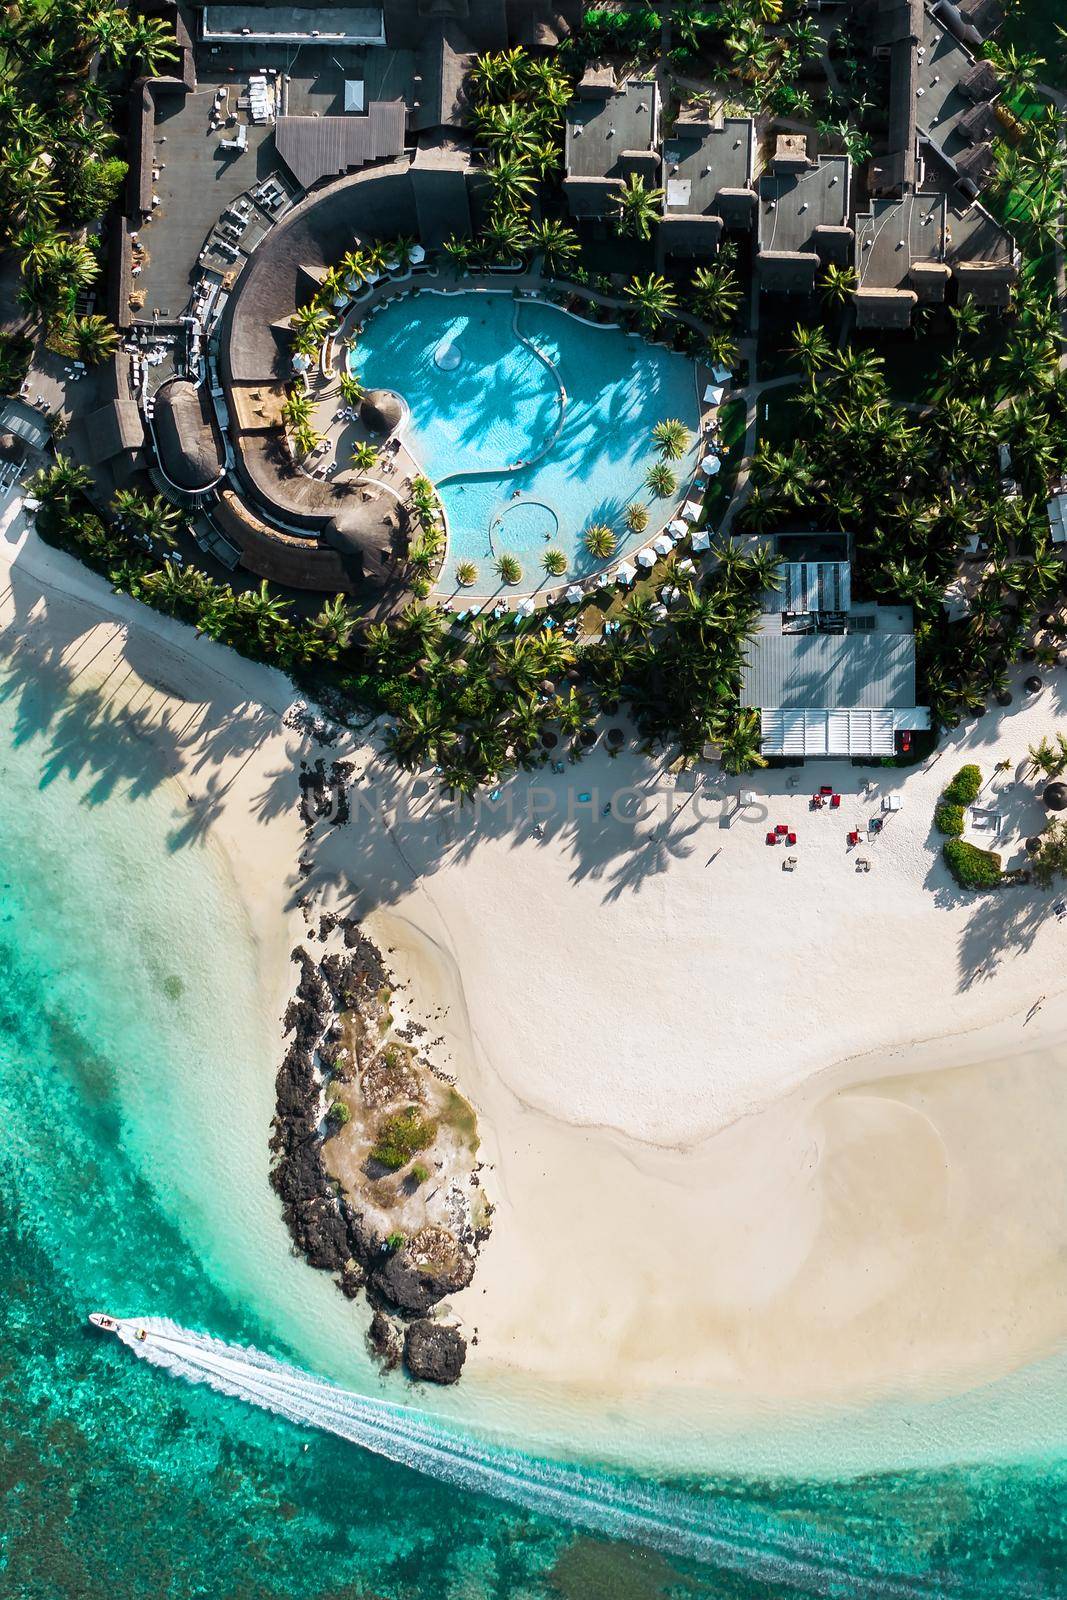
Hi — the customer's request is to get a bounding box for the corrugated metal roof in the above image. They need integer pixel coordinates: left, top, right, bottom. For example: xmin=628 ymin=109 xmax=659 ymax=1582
xmin=782 ymin=561 xmax=851 ymax=613
xmin=741 ymin=630 xmax=916 ymax=710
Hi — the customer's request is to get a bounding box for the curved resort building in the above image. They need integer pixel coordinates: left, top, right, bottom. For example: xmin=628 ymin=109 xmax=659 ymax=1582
xmin=85 ymin=0 xmax=1013 ymax=614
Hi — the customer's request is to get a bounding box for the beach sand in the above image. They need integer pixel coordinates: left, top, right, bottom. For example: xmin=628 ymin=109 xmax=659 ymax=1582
xmin=2 ymin=493 xmax=1066 ymax=1436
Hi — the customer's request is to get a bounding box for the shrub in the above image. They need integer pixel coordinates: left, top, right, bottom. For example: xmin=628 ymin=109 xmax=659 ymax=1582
xmin=943 ymin=838 xmax=1002 ymax=890
xmin=495 ymin=553 xmax=522 ymax=585
xmin=1031 ymin=819 xmax=1067 ymax=888
xmin=584 ymin=523 xmax=617 ymax=560
xmin=385 ymin=1231 xmax=405 ymax=1252
xmin=410 ymin=1162 xmax=430 ymax=1185
xmin=542 ymin=548 xmax=567 ymax=577
xmin=625 ymin=502 xmax=650 ymax=534
xmin=934 ymin=801 xmax=965 ymax=836
xmin=371 ymin=1105 xmax=436 ymax=1170
xmin=943 ymin=764 xmax=982 ymax=805
xmin=456 ymin=560 xmax=478 ymax=587
xmin=326 ymin=1098 xmax=351 ymax=1130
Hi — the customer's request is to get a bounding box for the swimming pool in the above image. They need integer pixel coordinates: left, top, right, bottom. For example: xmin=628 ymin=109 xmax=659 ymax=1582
xmin=350 ymin=290 xmax=701 ymax=595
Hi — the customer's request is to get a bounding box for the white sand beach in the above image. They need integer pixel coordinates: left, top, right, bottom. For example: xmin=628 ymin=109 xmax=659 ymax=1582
xmin=2 ymin=489 xmax=1066 ymax=1434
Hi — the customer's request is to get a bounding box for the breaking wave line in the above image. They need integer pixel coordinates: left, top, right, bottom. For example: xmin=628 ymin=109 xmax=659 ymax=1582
xmin=106 ymin=1318 xmax=1025 ymax=1598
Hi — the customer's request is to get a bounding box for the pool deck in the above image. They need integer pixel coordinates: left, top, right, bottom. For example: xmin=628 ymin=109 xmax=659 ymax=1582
xmin=302 ymin=268 xmax=722 ymax=608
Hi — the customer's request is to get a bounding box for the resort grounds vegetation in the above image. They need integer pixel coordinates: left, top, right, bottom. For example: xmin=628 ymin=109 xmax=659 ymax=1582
xmin=943 ymin=839 xmax=1004 ymax=891
xmin=943 ymin=766 xmax=983 ymax=807
xmin=371 ymin=1107 xmax=437 ymax=1172
xmin=1031 ymin=819 xmax=1067 ymax=888
xmin=935 ymin=802 xmax=966 ymax=838
xmin=0 ymin=0 xmax=177 ymax=361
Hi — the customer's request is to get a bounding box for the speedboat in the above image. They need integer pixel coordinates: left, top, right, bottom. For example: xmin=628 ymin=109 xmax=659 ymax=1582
xmin=88 ymin=1312 xmax=120 ymax=1333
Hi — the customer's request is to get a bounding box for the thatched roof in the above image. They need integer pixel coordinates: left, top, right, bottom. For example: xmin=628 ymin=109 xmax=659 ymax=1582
xmin=154 ymin=379 xmax=224 ymax=492
xmin=1045 ymin=781 xmax=1067 ymax=811
xmin=361 ymin=389 xmax=404 ymax=435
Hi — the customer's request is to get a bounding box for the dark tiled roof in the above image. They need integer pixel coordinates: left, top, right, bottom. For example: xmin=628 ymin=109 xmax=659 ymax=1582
xmin=275 ymin=100 xmax=407 ymax=189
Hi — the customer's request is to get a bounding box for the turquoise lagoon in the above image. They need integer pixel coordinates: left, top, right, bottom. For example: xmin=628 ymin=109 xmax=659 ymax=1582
xmin=1 ymin=638 xmax=1066 ymax=1598
xmin=352 ymin=290 xmax=702 ymax=591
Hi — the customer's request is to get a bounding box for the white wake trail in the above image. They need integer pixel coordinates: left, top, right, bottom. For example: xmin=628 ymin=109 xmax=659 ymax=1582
xmin=106 ymin=1318 xmax=1027 ymax=1599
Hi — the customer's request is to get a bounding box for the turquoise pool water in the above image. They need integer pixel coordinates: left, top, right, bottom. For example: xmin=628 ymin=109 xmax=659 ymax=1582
xmin=351 ymin=290 xmax=701 ymax=592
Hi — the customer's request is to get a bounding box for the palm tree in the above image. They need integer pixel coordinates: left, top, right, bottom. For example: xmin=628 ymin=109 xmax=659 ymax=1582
xmin=620 ymin=592 xmax=657 ymax=639
xmin=821 ymin=264 xmax=858 ymax=308
xmin=31 ymin=455 xmax=91 ymax=504
xmin=610 ymin=174 xmax=664 ymax=241
xmin=480 ymin=210 xmax=531 ymax=261
xmin=646 ymin=462 xmax=677 ymax=497
xmin=307 ymin=595 xmax=355 ymax=655
xmin=338 ymin=372 xmax=363 ymax=406
xmin=496 ymin=553 xmax=523 ymax=585
xmin=526 ymin=218 xmax=579 ymax=276
xmin=624 ymin=272 xmax=677 ymax=331
xmin=350 ymin=441 xmax=379 ymax=476
xmin=652 ymin=418 xmax=690 ymax=460
xmin=584 ymin=523 xmax=617 ymax=561
xmin=692 ymin=263 xmax=741 ymax=325
xmin=985 ymin=42 xmax=1044 ymax=96
xmin=484 ymin=156 xmax=535 ymax=214
xmin=71 ymin=314 xmax=119 ymax=364
xmin=469 ymin=46 xmax=529 ymax=103
xmin=113 ymin=490 xmax=184 ymax=548
xmin=456 ymin=560 xmax=478 ymax=587
xmin=790 ymin=322 xmax=831 ymax=378
xmin=289 ymin=301 xmax=332 ymax=342
xmin=122 ymin=13 xmax=180 ymax=76
xmin=542 ymin=548 xmax=567 ymax=577
xmin=475 ymin=103 xmax=540 ymax=163
xmin=626 ymin=503 xmax=649 ymax=535
xmin=719 ymin=709 xmax=768 ymax=774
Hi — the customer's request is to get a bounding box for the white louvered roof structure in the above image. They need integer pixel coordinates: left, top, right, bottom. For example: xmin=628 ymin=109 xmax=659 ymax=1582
xmin=760 ymin=707 xmax=929 ymax=758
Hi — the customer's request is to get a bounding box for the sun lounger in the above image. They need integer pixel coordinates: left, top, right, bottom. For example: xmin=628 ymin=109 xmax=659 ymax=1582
xmin=783 ymin=855 xmax=798 ymax=871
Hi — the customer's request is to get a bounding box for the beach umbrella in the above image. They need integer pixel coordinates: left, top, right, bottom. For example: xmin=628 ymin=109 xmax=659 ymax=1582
xmin=650 ymin=603 xmax=668 ymax=622
xmin=667 ymin=519 xmax=688 ymax=538
xmin=1026 ymin=674 xmax=1044 ymax=694
xmin=579 ymin=727 xmax=598 ymax=746
xmin=541 ymin=730 xmax=558 ymax=749
xmin=663 ymin=586 xmax=682 ymax=606
xmin=615 ymin=562 xmax=636 ymax=584
xmin=701 ymin=455 xmax=722 ymax=476
xmin=1044 ymin=781 xmax=1067 ymax=810
xmin=636 ymin=549 xmax=656 ymax=569
xmin=565 ymin=584 xmax=584 ymax=604
xmin=516 ymin=598 xmax=536 ymax=617
xmin=652 ymin=534 xmax=673 ymax=557
xmin=682 ymin=500 xmax=702 ymax=522
xmin=607 ymin=727 xmax=626 ymax=747
xmin=677 ymin=558 xmax=695 ymax=575
xmin=409 ymin=244 xmax=426 ymax=265
xmin=691 ymin=528 xmax=711 ymax=551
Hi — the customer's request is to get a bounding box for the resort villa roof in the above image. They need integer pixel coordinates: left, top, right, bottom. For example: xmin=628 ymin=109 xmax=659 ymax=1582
xmin=742 ymin=628 xmax=925 ymax=757
xmin=275 ymin=100 xmax=408 ymax=189
xmin=854 ymin=190 xmax=948 ymax=326
xmin=201 ymin=5 xmax=386 ymax=43
xmin=757 ymin=149 xmax=852 ymax=293
xmin=564 ymin=77 xmax=659 ymax=219
xmin=659 ymin=117 xmax=756 ymax=258
xmin=154 ymin=379 xmax=225 ymax=494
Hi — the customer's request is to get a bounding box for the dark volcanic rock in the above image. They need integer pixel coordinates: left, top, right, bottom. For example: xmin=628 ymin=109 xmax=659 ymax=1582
xmin=369 ymin=1234 xmax=476 ymax=1315
xmin=403 ymin=1320 xmax=467 ymax=1385
xmin=367 ymin=1309 xmax=402 ymax=1370
xmin=338 ymin=1263 xmax=366 ymax=1299
xmin=288 ymin=1196 xmax=350 ymax=1271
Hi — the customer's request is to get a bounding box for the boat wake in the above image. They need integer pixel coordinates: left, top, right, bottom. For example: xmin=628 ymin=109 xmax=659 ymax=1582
xmin=105 ymin=1317 xmax=1015 ymax=1597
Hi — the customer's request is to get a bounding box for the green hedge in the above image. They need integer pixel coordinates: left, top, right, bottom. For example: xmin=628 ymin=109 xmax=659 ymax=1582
xmin=934 ymin=801 xmax=965 ymax=836
xmin=371 ymin=1106 xmax=436 ymax=1170
xmin=942 ymin=764 xmax=982 ymax=806
xmin=943 ymin=838 xmax=1002 ymax=889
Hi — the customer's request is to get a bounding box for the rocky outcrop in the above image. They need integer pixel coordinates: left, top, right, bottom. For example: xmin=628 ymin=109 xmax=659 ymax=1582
xmin=270 ymin=908 xmax=488 ymax=1386
xmin=367 ymin=1309 xmax=402 ymax=1371
xmin=403 ymin=1320 xmax=467 ymax=1385
xmin=369 ymin=1229 xmax=476 ymax=1315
